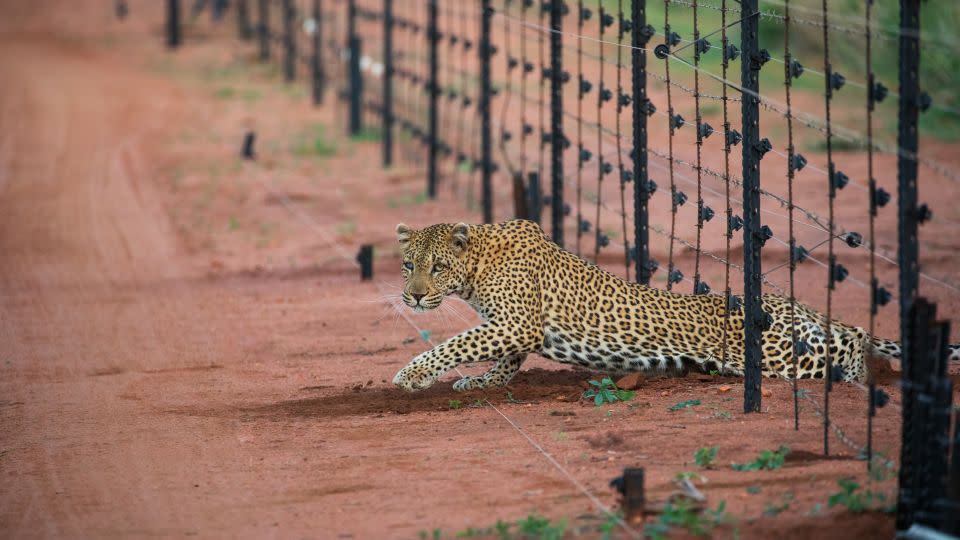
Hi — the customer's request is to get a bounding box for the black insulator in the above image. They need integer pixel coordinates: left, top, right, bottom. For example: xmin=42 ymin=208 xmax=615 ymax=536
xmin=698 ymin=122 xmax=714 ymax=139
xmin=543 ymin=194 xmax=552 ymax=206
xmin=462 ymin=96 xmax=472 ymax=108
xmin=873 ymin=187 xmax=890 ymax=208
xmin=792 ymin=245 xmax=809 ymax=264
xmin=654 ymin=43 xmax=670 ymax=60
xmin=645 ymin=180 xmax=658 ymax=195
xmin=618 ymin=92 xmax=632 ymax=107
xmin=844 ymin=232 xmax=863 ymax=248
xmin=830 ymin=365 xmax=845 ymax=383
xmin=751 ymin=49 xmax=771 ymax=70
xmin=622 ymin=169 xmax=633 ymax=182
xmin=601 ymin=12 xmax=614 ymax=27
xmin=599 ymin=86 xmax=613 ymax=102
xmin=916 ymin=203 xmax=932 ymax=224
xmin=580 ymin=219 xmax=591 ymax=233
xmin=726 ymin=128 xmax=742 ymax=147
xmin=727 ymin=295 xmax=742 ymax=312
xmin=523 ymin=123 xmax=534 ymax=135
xmin=672 ymin=189 xmax=687 ymax=208
xmin=698 ymin=205 xmax=714 ymax=223
xmin=729 ymin=214 xmax=744 ymax=233
xmin=524 ymin=61 xmax=534 ymax=73
xmin=871 ymin=388 xmax=890 ymax=408
xmin=874 ymin=284 xmax=892 ymax=307
xmin=918 ymin=91 xmax=932 ymax=112
xmin=790 ymin=153 xmax=807 ymax=172
xmin=639 ymin=24 xmax=656 ymax=44
xmin=580 ymin=6 xmax=592 ymax=21
xmin=601 ymin=160 xmax=613 ymax=175
xmin=559 ymin=70 xmax=570 ymax=83
xmin=831 ymin=169 xmax=849 ymax=190
xmin=580 ymin=77 xmax=592 ymax=95
xmin=464 ymin=39 xmax=473 ymax=50
xmin=448 ymin=89 xmax=457 ymax=100
xmin=579 ymin=147 xmax=592 ymax=163
xmin=724 ymin=43 xmax=740 ymax=62
xmin=620 ymin=17 xmax=632 ymax=35
xmin=757 ymin=225 xmax=773 ymax=247
xmin=830 ymin=71 xmax=846 ymax=91
xmin=761 ymin=311 xmax=774 ymax=331
xmin=641 ymin=99 xmax=656 ymax=116
xmin=670 ymin=114 xmax=685 ymax=130
xmin=597 ymin=233 xmax=610 ymax=248
xmin=695 ymin=280 xmax=711 ymax=295
xmin=695 ymin=38 xmax=711 ymax=55
xmin=449 ymin=35 xmax=458 ymax=45
xmin=871 ymin=80 xmax=888 ymax=104
xmin=563 ymin=203 xmax=572 ymax=216
xmin=794 ymin=340 xmax=810 ymax=356
xmin=501 ymin=130 xmax=512 ymax=142
xmin=541 ymin=131 xmax=552 ymax=146
xmin=755 ymin=137 xmax=772 ymax=158
xmin=667 ymin=31 xmax=681 ymax=47
xmin=789 ymin=59 xmax=804 ymax=79
xmin=508 ymin=57 xmax=519 ymax=69
xmin=832 ymin=261 xmax=848 ymax=283
xmin=668 ymin=268 xmax=684 ymax=285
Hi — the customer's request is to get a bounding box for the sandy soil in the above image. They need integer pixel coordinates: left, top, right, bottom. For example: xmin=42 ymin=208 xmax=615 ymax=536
xmin=2 ymin=1 xmax=958 ymax=538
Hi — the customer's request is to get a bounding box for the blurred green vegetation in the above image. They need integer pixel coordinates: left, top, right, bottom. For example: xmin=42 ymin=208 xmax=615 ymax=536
xmin=599 ymin=0 xmax=959 ymax=140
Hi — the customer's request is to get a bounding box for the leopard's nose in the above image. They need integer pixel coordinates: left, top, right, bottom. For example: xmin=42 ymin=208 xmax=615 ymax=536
xmin=412 ymin=293 xmax=425 ymax=303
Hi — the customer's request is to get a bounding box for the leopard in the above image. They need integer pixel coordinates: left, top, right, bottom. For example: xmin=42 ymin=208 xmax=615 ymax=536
xmin=391 ymin=219 xmax=960 ymax=392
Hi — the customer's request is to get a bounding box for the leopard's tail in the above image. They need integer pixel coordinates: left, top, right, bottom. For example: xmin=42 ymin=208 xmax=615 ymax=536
xmin=869 ymin=336 xmax=960 ymax=363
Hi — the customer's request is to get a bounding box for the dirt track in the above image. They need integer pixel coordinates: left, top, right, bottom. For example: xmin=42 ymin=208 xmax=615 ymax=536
xmin=3 ymin=1 xmax=956 ymax=538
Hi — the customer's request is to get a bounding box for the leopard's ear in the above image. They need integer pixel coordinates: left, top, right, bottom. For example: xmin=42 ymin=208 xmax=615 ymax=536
xmin=450 ymin=222 xmax=469 ymax=255
xmin=396 ymin=223 xmax=413 ymax=244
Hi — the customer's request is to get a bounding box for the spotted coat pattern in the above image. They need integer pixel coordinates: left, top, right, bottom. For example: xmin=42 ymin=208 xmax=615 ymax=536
xmin=391 ymin=220 xmax=960 ymax=392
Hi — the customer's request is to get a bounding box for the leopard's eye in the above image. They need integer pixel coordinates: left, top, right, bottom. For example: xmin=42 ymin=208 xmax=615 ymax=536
xmin=432 ymin=262 xmax=446 ymax=273
xmin=403 ymin=261 xmax=414 ymax=271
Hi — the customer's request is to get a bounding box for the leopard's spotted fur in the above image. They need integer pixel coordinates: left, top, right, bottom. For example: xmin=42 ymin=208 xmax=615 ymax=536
xmin=392 ymin=220 xmax=960 ymax=392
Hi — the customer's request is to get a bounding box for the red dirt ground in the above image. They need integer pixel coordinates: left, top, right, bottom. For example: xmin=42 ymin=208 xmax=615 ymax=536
xmin=2 ymin=1 xmax=958 ymax=539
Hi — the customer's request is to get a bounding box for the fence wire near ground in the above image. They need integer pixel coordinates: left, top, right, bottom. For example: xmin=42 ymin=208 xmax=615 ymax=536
xmin=220 ymin=0 xmax=960 ymax=535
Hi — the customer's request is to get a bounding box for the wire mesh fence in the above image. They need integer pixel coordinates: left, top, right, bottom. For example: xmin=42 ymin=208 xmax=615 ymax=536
xmin=212 ymin=0 xmax=960 ymax=534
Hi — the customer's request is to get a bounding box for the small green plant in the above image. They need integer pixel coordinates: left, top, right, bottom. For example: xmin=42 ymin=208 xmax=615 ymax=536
xmin=746 ymin=485 xmax=761 ymax=495
xmin=583 ymin=378 xmax=636 ymax=406
xmin=764 ymin=491 xmax=795 ymax=516
xmin=419 ymin=529 xmax=442 ymax=540
xmin=708 ymin=369 xmax=720 ymax=376
xmin=213 ymin=86 xmax=236 ymax=99
xmin=827 ymin=479 xmax=896 ymax=514
xmin=644 ymin=499 xmax=732 ymax=540
xmin=694 ymin=446 xmax=719 ymax=469
xmin=350 ymin=127 xmax=383 ymax=142
xmin=448 ymin=399 xmax=462 ymax=410
xmin=598 ymin=511 xmax=622 ymax=540
xmin=668 ymin=399 xmax=701 ymax=412
xmin=515 ymin=514 xmax=566 ymax=540
xmin=732 ymin=446 xmax=790 ymax=471
xmin=710 ymin=407 xmax=732 ymax=420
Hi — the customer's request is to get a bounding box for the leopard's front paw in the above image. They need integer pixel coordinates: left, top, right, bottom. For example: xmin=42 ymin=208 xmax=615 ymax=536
xmin=392 ymin=366 xmax=439 ymax=392
xmin=452 ymin=376 xmax=486 ymax=392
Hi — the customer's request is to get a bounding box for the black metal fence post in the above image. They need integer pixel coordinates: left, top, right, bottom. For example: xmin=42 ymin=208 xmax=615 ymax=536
xmin=479 ymin=0 xmax=494 ymax=223
xmin=237 ymin=0 xmax=253 ymax=40
xmin=384 ymin=0 xmax=396 ymax=168
xmin=548 ymin=0 xmax=564 ymax=245
xmin=631 ymin=0 xmax=650 ymax=284
xmin=740 ymin=0 xmax=765 ymax=413
xmin=897 ymin=299 xmax=952 ymax=531
xmin=347 ymin=0 xmax=362 ymax=135
xmin=426 ymin=0 xmax=439 ymax=193
xmin=258 ymin=0 xmax=269 ymax=60
xmin=167 ymin=0 xmax=181 ymax=49
xmin=312 ymin=0 xmax=325 ymax=105
xmin=897 ymin=0 xmax=922 ymax=374
xmin=283 ymin=0 xmax=295 ymax=81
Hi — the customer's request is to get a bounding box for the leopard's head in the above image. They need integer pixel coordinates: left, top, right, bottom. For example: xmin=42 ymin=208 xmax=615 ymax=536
xmin=396 ymin=222 xmax=471 ymax=312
